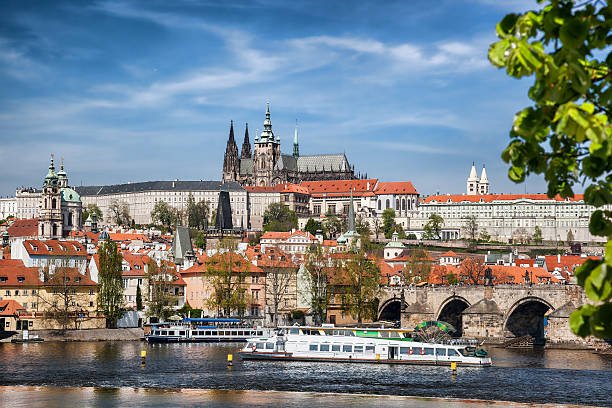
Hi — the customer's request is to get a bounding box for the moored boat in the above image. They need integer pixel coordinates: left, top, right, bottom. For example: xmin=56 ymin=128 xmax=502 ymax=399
xmin=239 ymin=325 xmax=491 ymax=367
xmin=145 ymin=318 xmax=272 ymax=343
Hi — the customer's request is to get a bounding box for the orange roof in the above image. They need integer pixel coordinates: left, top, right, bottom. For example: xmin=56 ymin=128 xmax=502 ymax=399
xmin=207 ymin=251 xmax=265 ymax=273
xmin=301 ymin=179 xmax=378 ymax=197
xmin=442 ymin=250 xmax=459 ymax=258
xmin=0 ymin=299 xmax=26 ymax=316
xmin=23 ymin=240 xmax=86 ymax=257
xmin=261 ymin=231 xmax=292 ymax=240
xmin=0 ymin=259 xmax=42 ymax=286
xmin=6 ymin=218 xmax=38 ymax=238
xmin=423 ymin=193 xmax=584 ymax=204
xmin=544 ymin=255 xmax=598 ymax=271
xmin=108 ymin=233 xmax=149 ymax=242
xmin=375 ymin=181 xmax=418 ymax=195
xmin=245 ymin=246 xmax=296 ymax=268
xmin=323 ymin=240 xmax=338 ymax=246
xmin=245 ymin=183 xmax=309 ymax=195
xmin=43 ymin=267 xmax=98 ymax=286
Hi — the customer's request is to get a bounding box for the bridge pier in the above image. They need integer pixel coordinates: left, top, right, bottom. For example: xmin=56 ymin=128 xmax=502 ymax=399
xmin=461 ymin=299 xmax=505 ymax=339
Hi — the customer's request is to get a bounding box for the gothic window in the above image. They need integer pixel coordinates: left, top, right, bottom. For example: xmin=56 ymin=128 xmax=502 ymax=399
xmin=44 ymin=199 xmax=47 ymax=209
xmin=396 ymin=199 xmax=399 ymax=209
xmin=386 ymin=199 xmax=390 ymax=209
xmin=402 ymin=198 xmax=406 ymax=211
xmin=378 ymin=200 xmax=381 ymax=210
xmin=68 ymin=212 xmax=73 ymax=226
xmin=41 ymin=225 xmax=44 ymax=235
xmin=52 ymin=199 xmax=57 ymax=209
xmin=52 ymin=224 xmax=58 ymax=237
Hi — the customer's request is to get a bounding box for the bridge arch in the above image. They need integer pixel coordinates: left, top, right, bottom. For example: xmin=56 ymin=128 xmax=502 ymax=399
xmin=435 ymin=296 xmax=471 ymax=337
xmin=504 ymin=296 xmax=555 ymax=342
xmin=378 ymin=297 xmax=403 ymax=322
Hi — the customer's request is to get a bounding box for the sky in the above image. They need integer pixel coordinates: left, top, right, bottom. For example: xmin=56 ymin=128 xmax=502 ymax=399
xmin=0 ymin=0 xmax=548 ymax=197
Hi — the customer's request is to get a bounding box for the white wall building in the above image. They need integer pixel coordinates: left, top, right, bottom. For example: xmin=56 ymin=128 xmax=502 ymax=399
xmin=0 ymin=197 xmax=17 ymax=219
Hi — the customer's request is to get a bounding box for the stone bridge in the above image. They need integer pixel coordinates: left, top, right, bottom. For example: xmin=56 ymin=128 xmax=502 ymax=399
xmin=377 ymin=285 xmax=587 ymax=344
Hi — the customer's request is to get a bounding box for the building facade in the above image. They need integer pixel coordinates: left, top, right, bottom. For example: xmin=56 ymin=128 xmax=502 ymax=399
xmin=222 ymin=105 xmax=357 ymax=187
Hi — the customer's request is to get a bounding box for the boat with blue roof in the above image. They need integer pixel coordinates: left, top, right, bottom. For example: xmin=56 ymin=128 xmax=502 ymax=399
xmin=145 ymin=318 xmax=272 ymax=343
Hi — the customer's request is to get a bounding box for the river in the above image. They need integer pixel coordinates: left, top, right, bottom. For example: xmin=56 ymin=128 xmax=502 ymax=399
xmin=0 ymin=342 xmax=610 ymax=407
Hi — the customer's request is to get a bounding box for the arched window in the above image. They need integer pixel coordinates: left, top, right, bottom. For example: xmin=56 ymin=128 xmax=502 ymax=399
xmin=378 ymin=200 xmax=381 ymax=210
xmin=52 ymin=224 xmax=58 ymax=237
xmin=396 ymin=199 xmax=399 ymax=209
xmin=41 ymin=224 xmax=44 ymax=235
xmin=402 ymin=198 xmax=406 ymax=211
xmin=386 ymin=199 xmax=390 ymax=209
xmin=52 ymin=199 xmax=56 ymax=209
xmin=44 ymin=199 xmax=47 ymax=209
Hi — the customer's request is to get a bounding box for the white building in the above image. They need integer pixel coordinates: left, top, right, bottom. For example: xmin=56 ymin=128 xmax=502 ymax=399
xmin=15 ymin=188 xmax=41 ymax=219
xmin=0 ymin=197 xmax=16 ymax=220
xmin=466 ymin=163 xmax=490 ymax=195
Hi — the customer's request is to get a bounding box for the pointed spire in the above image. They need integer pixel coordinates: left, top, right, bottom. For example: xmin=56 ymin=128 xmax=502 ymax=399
xmin=44 ymin=153 xmax=58 ymax=186
xmin=348 ymin=187 xmax=356 ymax=232
xmin=480 ymin=164 xmax=489 ymax=183
xmin=229 ymin=120 xmax=235 ymax=142
xmin=241 ymin=122 xmax=252 ymax=159
xmin=293 ymin=119 xmax=299 ymax=158
xmin=258 ymin=102 xmax=277 ymax=144
xmin=222 ymin=121 xmax=240 ymax=182
xmin=468 ymin=162 xmax=478 ymax=181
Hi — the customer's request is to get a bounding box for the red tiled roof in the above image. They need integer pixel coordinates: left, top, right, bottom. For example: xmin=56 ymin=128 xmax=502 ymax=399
xmin=109 ymin=233 xmax=149 ymax=242
xmin=375 ymin=181 xmax=418 ymax=195
xmin=245 ymin=183 xmax=309 ymax=195
xmin=323 ymin=240 xmax=338 ymax=246
xmin=245 ymin=246 xmax=295 ymax=268
xmin=0 ymin=259 xmax=42 ymax=286
xmin=442 ymin=250 xmax=459 ymax=257
xmin=6 ymin=218 xmax=38 ymax=238
xmin=301 ymin=179 xmax=378 ymax=197
xmin=0 ymin=299 xmax=26 ymax=316
xmin=23 ymin=240 xmax=86 ymax=257
xmin=544 ymin=255 xmax=598 ymax=272
xmin=422 ymin=193 xmax=584 ymax=204
xmin=261 ymin=231 xmax=292 ymax=240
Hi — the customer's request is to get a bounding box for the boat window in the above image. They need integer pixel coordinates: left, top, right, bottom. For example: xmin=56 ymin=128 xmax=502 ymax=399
xmin=247 ymin=342 xmax=255 ymax=349
xmin=211 ymin=331 xmax=218 ymax=336
xmin=424 ymin=348 xmax=434 ymax=355
xmin=342 ymin=345 xmax=352 ymax=353
xmin=179 ymin=331 xmax=186 ymax=336
xmin=354 ymin=345 xmax=363 ymax=353
xmin=448 ymin=349 xmax=458 ymax=357
xmin=257 ymin=331 xmax=263 ymax=336
xmin=436 ymin=348 xmax=447 ymax=356
xmin=289 ymin=328 xmax=299 ymax=335
xmin=400 ymin=347 xmax=410 ymax=354
xmin=161 ymin=331 xmax=167 ymax=335
xmin=380 ymin=331 xmax=390 ymax=338
xmin=168 ymin=331 xmax=176 ymax=336
xmin=266 ymin=343 xmax=274 ymax=349
xmin=232 ymin=331 xmax=238 ymax=336
xmin=365 ymin=345 xmax=375 ymax=353
xmin=205 ymin=331 xmax=210 ymax=336
xmin=346 ymin=331 xmax=355 ymax=337
xmin=320 ymin=344 xmax=330 ymax=351
xmin=389 ymin=331 xmax=400 ymax=339
xmin=256 ymin=342 xmax=265 ymax=349
xmin=332 ymin=344 xmax=341 ymax=352
xmin=309 ymin=344 xmax=318 ymax=351
xmin=457 ymin=348 xmax=468 ymax=356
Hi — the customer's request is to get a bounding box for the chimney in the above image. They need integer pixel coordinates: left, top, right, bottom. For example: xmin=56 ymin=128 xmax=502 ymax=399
xmin=557 ymin=253 xmax=561 ymax=264
xmin=366 ymin=181 xmax=370 ymax=190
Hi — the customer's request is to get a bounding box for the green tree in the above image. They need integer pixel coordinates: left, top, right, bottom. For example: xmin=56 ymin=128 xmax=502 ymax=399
xmin=342 ymin=247 xmax=381 ymax=323
xmin=187 ymin=194 xmax=210 ymax=229
xmin=463 ymin=216 xmax=479 ymax=249
xmin=480 ymin=229 xmax=491 ymax=243
xmin=533 ymin=225 xmax=543 ymax=244
xmin=403 ymin=248 xmax=432 ymax=284
xmin=406 ymin=233 xmax=418 ymax=240
xmin=194 ymin=230 xmax=207 ymax=249
xmin=423 ymin=214 xmax=444 ymax=240
xmin=145 ymin=258 xmax=179 ymax=321
xmin=109 ymin=200 xmax=131 ymax=226
xmin=83 ymin=204 xmax=102 ymax=222
xmin=382 ymin=208 xmax=396 ymax=239
xmin=305 ymin=243 xmax=332 ymax=325
xmin=151 ymin=201 xmax=173 ymax=227
xmin=322 ymin=210 xmax=342 ymax=238
xmin=304 ymin=218 xmax=321 ymax=236
xmin=394 ymin=223 xmax=407 ymax=239
xmin=446 ymin=273 xmax=459 ymax=285
xmin=489 ymin=0 xmax=612 ymax=338
xmin=136 ymin=284 xmax=143 ymax=311
xmin=97 ymin=241 xmax=125 ymax=328
xmin=263 ymin=203 xmax=298 ymax=232
xmin=356 ymin=215 xmax=371 ymax=236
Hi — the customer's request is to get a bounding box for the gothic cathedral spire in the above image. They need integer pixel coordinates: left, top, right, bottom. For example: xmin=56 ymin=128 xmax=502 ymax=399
xmin=241 ymin=123 xmax=252 ymax=159
xmin=222 ymin=120 xmax=240 ymax=183
xmin=293 ymin=119 xmax=299 ymax=158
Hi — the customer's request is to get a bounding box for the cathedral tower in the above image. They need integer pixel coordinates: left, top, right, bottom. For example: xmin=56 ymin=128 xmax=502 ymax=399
xmin=479 ymin=165 xmax=489 ymax=194
xmin=253 ymin=104 xmax=281 ymax=186
xmin=466 ymin=162 xmax=479 ymax=195
xmin=222 ymin=121 xmax=240 ymax=183
xmin=293 ymin=119 xmax=299 ymax=158
xmin=39 ymin=155 xmax=63 ymax=239
xmin=241 ymin=123 xmax=252 ymax=159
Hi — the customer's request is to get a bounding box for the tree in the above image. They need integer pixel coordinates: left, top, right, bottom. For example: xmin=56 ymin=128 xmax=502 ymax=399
xmin=394 ymin=224 xmax=407 ymax=239
xmin=194 ymin=231 xmax=207 ymax=249
xmin=513 ymin=227 xmax=530 ymax=245
xmin=480 ymin=229 xmax=491 ymax=243
xmin=423 ymin=214 xmax=443 ymax=240
xmin=97 ymin=241 xmax=125 ymax=328
xmin=109 ymin=200 xmax=130 ymax=226
xmin=305 ymin=243 xmax=331 ymax=325
xmin=356 ymin=215 xmax=371 ymax=236
xmin=263 ymin=203 xmax=298 ymax=232
xmin=489 ymin=0 xmax=612 ymax=338
xmin=187 ymin=194 xmax=210 ymax=229
xmin=322 ymin=210 xmax=342 ymax=238
xmin=382 ymin=208 xmax=396 ymax=239
xmin=304 ymin=218 xmax=321 ymax=236
xmin=264 ymin=246 xmax=297 ymax=326
xmin=372 ymin=217 xmax=382 ymax=241
xmin=83 ymin=204 xmax=102 ymax=222
xmin=446 ymin=273 xmax=459 ymax=285
xmin=205 ymin=238 xmax=250 ymax=317
xmin=406 ymin=233 xmax=418 ymax=240
xmin=403 ymin=248 xmax=432 ymax=284
xmin=151 ymin=201 xmax=174 ymax=228
xmin=342 ymin=247 xmax=380 ymax=323
xmin=459 ymin=258 xmax=486 ymax=285
xmin=463 ymin=216 xmax=478 ymax=248
xmin=533 ymin=226 xmax=543 ymax=244
xmin=247 ymin=231 xmax=262 ymax=246
xmin=136 ymin=284 xmax=143 ymax=311
xmin=145 ymin=258 xmax=179 ymax=321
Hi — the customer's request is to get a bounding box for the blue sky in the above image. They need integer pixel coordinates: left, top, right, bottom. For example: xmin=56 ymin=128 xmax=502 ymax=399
xmin=0 ymin=0 xmax=547 ymax=197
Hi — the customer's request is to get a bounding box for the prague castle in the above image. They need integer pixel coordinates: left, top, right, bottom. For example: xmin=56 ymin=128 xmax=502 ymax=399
xmin=222 ymin=104 xmax=358 ymax=187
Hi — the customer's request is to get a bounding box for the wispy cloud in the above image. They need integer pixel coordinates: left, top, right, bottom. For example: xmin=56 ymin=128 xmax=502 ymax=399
xmin=0 ymin=38 xmax=45 ymax=80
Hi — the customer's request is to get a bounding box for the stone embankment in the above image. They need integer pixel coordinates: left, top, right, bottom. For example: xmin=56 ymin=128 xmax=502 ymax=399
xmin=30 ymin=328 xmax=144 ymax=342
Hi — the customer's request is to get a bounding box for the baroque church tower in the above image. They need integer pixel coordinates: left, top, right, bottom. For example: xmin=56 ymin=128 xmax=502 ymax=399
xmin=39 ymin=155 xmax=63 ymax=239
xmin=253 ymin=103 xmax=281 ymax=186
xmin=222 ymin=121 xmax=240 ymax=183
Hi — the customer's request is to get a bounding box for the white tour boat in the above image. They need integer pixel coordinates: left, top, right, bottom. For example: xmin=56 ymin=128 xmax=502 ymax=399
xmin=145 ymin=318 xmax=272 ymax=343
xmin=239 ymin=325 xmax=492 ymax=367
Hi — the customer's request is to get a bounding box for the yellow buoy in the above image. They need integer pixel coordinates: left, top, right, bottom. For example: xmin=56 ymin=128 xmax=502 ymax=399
xmin=141 ymin=350 xmax=147 ymax=358
xmin=227 ymin=353 xmax=233 ymax=367
xmin=451 ymin=362 xmax=457 ymax=373
xmin=141 ymin=350 xmax=146 ymax=365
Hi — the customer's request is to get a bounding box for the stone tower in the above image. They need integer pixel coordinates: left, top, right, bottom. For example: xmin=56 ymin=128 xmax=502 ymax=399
xmin=241 ymin=123 xmax=252 ymax=159
xmin=466 ymin=163 xmax=479 ymax=195
xmin=479 ymin=165 xmax=489 ymax=195
xmin=222 ymin=121 xmax=240 ymax=183
xmin=253 ymin=103 xmax=281 ymax=186
xmin=39 ymin=155 xmax=63 ymax=239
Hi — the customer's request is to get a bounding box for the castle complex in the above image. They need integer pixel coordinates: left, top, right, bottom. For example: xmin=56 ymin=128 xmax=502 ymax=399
xmin=222 ymin=104 xmax=357 ymax=187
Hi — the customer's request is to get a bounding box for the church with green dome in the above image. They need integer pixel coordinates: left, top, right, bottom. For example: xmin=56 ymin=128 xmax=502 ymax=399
xmin=38 ymin=155 xmax=83 ymax=239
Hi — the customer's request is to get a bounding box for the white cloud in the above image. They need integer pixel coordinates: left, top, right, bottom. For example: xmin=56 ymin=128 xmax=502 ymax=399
xmin=0 ymin=38 xmax=44 ymax=80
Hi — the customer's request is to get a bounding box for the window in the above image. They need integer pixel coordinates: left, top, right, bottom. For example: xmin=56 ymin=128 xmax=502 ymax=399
xmin=309 ymin=344 xmax=318 ymax=351
xmin=353 ymin=345 xmax=363 ymax=353
xmin=89 ymin=290 xmax=94 ymax=295
xmin=17 ymin=276 xmax=25 ymax=282
xmin=424 ymin=348 xmax=434 ymax=355
xmin=448 ymin=349 xmax=458 ymax=357
xmin=342 ymin=345 xmax=352 ymax=353
xmin=320 ymin=344 xmax=330 ymax=351
xmin=22 ymin=303 xmax=27 ymax=309
xmin=365 ymin=345 xmax=375 ymax=354
xmin=332 ymin=344 xmax=341 ymax=352
xmin=256 ymin=342 xmax=265 ymax=349
xmin=436 ymin=348 xmax=446 ymax=356
xmin=400 ymin=347 xmax=410 ymax=355
xmin=14 ymin=290 xmax=19 ymax=296
xmin=266 ymin=343 xmax=274 ymax=350
xmin=32 ymin=302 xmax=37 ymax=309
xmin=89 ymin=301 xmax=94 ymax=307
xmin=4 ymin=290 xmax=9 ymax=296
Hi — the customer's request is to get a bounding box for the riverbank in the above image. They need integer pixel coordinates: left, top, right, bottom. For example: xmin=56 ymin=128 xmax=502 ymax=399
xmin=0 ymin=386 xmax=605 ymax=408
xmin=24 ymin=328 xmax=144 ymax=342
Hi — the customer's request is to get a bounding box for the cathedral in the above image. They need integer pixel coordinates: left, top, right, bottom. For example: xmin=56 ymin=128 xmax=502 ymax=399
xmin=222 ymin=105 xmax=358 ymax=187
xmin=466 ymin=163 xmax=490 ymax=195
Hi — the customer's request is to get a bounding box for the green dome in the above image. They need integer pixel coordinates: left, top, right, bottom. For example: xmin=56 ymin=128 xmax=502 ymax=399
xmin=61 ymin=187 xmax=81 ymax=203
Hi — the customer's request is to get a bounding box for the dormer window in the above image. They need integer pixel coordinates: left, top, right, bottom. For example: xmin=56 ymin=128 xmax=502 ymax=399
xmin=135 ymin=265 xmax=142 ymax=270
xmin=32 ymin=245 xmax=38 ymax=251
xmin=0 ymin=277 xmax=7 ymax=282
xmin=75 ymin=277 xmax=81 ymax=283
xmin=17 ymin=277 xmax=25 ymax=282
xmin=62 ymin=246 xmax=67 ymax=252
xmin=75 ymin=246 xmax=81 ymax=252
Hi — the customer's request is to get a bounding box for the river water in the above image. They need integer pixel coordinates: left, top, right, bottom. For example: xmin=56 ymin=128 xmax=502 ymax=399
xmin=0 ymin=342 xmax=610 ymax=407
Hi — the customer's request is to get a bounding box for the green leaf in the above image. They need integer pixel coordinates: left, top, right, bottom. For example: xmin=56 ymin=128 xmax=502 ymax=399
xmin=508 ymin=165 xmax=525 ymax=182
xmin=584 ymin=264 xmax=612 ymax=302
xmin=517 ymin=42 xmax=542 ymax=70
xmin=570 ymin=305 xmax=594 ymax=338
xmin=496 ymin=13 xmax=519 ymax=37
xmin=574 ymin=258 xmax=602 ymax=286
xmin=590 ymin=302 xmax=612 ymax=338
xmin=606 ymin=240 xmax=612 ymax=264
xmin=488 ymin=39 xmax=511 ymax=68
xmin=560 ymin=18 xmax=588 ymax=49
xmin=589 ymin=210 xmax=612 ymax=237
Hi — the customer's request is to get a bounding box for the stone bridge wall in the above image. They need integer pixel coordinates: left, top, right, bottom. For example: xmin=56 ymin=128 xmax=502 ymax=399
xmin=378 ymin=285 xmax=588 ymax=344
